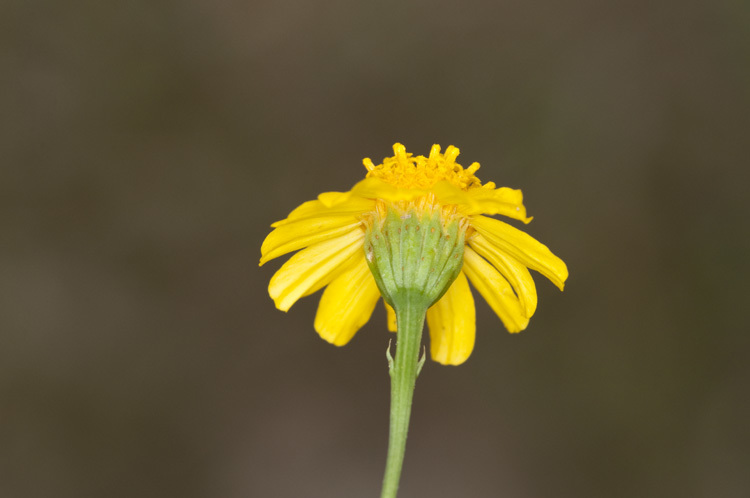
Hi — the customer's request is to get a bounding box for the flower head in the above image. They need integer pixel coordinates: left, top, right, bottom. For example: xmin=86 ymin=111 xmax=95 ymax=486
xmin=260 ymin=144 xmax=568 ymax=365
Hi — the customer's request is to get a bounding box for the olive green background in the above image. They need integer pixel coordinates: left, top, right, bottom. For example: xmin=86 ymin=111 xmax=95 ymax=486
xmin=2 ymin=1 xmax=749 ymax=497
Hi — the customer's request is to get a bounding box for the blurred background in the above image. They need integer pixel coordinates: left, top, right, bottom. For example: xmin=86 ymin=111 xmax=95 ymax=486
xmin=2 ymin=0 xmax=749 ymax=497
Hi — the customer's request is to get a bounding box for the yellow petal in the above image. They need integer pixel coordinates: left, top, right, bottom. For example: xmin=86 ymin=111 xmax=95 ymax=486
xmin=311 ymin=177 xmax=531 ymax=229
xmin=315 ymin=180 xmax=407 ymax=208
xmin=468 ymin=233 xmax=538 ymax=318
xmin=429 ymin=181 xmax=482 ymax=211
xmin=426 ymin=272 xmax=476 ymax=365
xmin=323 ymin=178 xmax=478 ymax=209
xmin=385 ymin=301 xmax=397 ymax=332
xmin=271 ymin=197 xmax=375 ymax=227
xmin=471 ymin=215 xmax=568 ymax=290
xmin=271 ymin=200 xmax=320 ymax=226
xmin=465 ymin=186 xmax=532 ymax=223
xmin=260 ymin=216 xmax=361 ymax=266
xmin=351 ymin=178 xmax=431 ymax=203
xmin=268 ymin=229 xmax=364 ymax=311
xmin=462 ymin=246 xmax=529 ymax=333
xmin=314 ymin=257 xmax=381 ymax=346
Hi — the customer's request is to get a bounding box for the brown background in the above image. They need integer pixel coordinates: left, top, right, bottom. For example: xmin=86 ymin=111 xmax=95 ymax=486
xmin=2 ymin=1 xmax=749 ymax=497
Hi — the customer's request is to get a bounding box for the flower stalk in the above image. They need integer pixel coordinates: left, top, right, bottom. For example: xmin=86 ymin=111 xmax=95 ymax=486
xmin=381 ymin=300 xmax=426 ymax=498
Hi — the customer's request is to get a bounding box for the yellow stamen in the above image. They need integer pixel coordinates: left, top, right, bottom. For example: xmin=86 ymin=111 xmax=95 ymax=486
xmin=364 ymin=143 xmax=483 ymax=191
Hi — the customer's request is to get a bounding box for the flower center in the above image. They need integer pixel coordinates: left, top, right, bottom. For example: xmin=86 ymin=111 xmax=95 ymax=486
xmin=363 ymin=143 xmax=483 ymax=191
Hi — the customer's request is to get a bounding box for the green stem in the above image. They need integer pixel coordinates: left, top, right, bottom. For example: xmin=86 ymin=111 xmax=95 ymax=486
xmin=380 ymin=297 xmax=426 ymax=498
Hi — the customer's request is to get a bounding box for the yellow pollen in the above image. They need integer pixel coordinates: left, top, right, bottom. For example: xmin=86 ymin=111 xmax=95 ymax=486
xmin=362 ymin=143 xmax=483 ymax=191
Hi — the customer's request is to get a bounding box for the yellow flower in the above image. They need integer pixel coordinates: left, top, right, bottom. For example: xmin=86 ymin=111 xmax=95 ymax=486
xmin=260 ymin=143 xmax=568 ymax=365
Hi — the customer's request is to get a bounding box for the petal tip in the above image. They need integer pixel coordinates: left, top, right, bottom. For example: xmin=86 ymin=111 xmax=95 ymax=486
xmin=555 ymin=264 xmax=569 ymax=291
xmin=432 ymin=344 xmax=473 ymax=365
xmin=274 ymin=301 xmax=291 ymax=313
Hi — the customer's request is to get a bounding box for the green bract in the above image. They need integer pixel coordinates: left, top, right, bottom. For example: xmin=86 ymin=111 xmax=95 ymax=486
xmin=364 ymin=207 xmax=466 ymax=312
